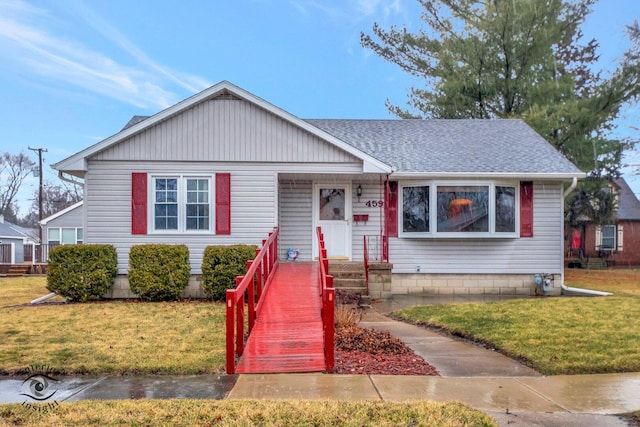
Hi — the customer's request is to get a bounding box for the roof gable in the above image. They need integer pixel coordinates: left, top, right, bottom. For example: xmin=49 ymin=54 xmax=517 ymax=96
xmin=40 ymin=201 xmax=84 ymax=225
xmin=90 ymin=98 xmax=363 ymax=165
xmin=53 ymin=82 xmax=392 ymax=175
xmin=614 ymin=178 xmax=640 ymax=220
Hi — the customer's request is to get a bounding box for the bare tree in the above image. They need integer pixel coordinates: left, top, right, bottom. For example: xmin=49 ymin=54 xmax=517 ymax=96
xmin=0 ymin=152 xmax=36 ymax=218
xmin=21 ymin=180 xmax=83 ymax=227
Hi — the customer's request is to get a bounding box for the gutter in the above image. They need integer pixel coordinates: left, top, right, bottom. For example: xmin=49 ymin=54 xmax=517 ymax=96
xmin=58 ymin=170 xmax=84 ymax=187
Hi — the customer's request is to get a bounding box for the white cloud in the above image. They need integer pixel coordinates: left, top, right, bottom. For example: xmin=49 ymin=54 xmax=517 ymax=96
xmin=290 ymin=0 xmax=406 ymax=25
xmin=0 ymin=0 xmax=210 ymax=110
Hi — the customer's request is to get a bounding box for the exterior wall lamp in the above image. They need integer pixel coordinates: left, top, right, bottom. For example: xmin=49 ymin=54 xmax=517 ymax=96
xmin=356 ymin=185 xmax=363 ymax=202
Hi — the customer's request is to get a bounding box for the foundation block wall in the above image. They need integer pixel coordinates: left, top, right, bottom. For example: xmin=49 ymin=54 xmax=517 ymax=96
xmin=387 ymin=273 xmax=561 ymax=297
xmin=106 ymin=275 xmax=205 ymax=299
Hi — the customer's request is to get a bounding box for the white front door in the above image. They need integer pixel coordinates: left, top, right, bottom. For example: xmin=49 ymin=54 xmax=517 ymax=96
xmin=313 ymin=183 xmax=351 ymax=259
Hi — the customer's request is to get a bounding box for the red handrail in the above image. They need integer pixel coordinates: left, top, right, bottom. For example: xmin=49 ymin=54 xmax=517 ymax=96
xmin=316 ymin=226 xmax=335 ymax=372
xmin=363 ymin=235 xmax=369 ymax=290
xmin=226 ymin=227 xmax=279 ymax=374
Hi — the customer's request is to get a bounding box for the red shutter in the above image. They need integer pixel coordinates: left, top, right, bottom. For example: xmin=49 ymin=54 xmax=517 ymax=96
xmin=385 ymin=181 xmax=398 ymax=238
xmin=131 ymin=173 xmax=147 ymax=235
xmin=216 ymin=173 xmax=231 ymax=235
xmin=520 ymin=181 xmax=533 ymax=238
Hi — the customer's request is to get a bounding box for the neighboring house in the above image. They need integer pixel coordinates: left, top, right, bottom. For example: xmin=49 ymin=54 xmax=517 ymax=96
xmin=39 ymin=201 xmax=84 ymax=261
xmin=0 ymin=215 xmax=28 ymax=268
xmin=52 ymin=81 xmax=583 ymax=298
xmin=571 ymin=178 xmax=640 ymax=267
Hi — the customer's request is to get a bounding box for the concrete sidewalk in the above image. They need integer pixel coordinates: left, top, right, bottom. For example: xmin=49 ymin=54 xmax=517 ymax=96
xmin=228 ymin=372 xmax=640 ymax=424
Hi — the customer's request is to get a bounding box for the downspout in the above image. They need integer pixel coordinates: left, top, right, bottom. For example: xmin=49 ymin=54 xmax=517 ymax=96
xmin=563 ymin=176 xmax=578 ymax=198
xmin=560 ymin=177 xmax=611 ymax=296
xmin=31 ymin=292 xmax=58 ymax=304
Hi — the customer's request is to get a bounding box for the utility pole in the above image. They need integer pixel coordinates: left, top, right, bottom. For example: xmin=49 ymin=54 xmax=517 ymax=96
xmin=28 ymin=146 xmax=47 ymax=263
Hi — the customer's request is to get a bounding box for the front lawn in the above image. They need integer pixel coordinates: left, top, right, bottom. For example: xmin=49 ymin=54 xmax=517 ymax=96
xmin=0 ymin=277 xmax=226 ymax=375
xmin=565 ymin=268 xmax=640 ymax=295
xmin=394 ymin=269 xmax=640 ymax=375
xmin=0 ymin=399 xmax=496 ymax=426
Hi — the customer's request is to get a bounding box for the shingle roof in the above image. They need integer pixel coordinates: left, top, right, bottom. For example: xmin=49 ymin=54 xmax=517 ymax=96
xmin=305 ymin=119 xmax=582 ymax=175
xmin=0 ymin=219 xmax=28 ymax=239
xmin=614 ymin=178 xmax=640 ymax=220
xmin=121 ymin=115 xmax=150 ymax=131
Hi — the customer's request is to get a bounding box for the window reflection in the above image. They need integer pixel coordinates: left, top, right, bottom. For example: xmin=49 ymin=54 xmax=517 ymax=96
xmin=319 ymin=189 xmax=345 ymax=221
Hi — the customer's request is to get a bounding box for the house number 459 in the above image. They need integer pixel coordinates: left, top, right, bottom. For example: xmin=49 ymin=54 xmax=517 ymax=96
xmin=365 ymin=200 xmax=384 ymax=208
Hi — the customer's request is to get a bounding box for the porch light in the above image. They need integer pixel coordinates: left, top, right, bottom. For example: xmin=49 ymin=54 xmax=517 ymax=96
xmin=357 ymin=185 xmax=363 ymax=201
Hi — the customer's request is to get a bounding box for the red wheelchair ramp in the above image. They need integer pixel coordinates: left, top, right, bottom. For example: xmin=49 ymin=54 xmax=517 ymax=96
xmin=236 ymin=262 xmax=326 ymax=373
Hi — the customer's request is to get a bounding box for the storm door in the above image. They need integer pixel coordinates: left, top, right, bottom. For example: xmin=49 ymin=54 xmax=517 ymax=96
xmin=313 ymin=184 xmax=352 ymax=259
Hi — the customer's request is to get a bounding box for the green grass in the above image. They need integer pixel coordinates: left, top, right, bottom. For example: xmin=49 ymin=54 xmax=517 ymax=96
xmin=0 ymin=277 xmax=226 ymax=375
xmin=0 ymin=400 xmax=497 ymax=426
xmin=0 ymin=276 xmax=66 ymax=308
xmin=394 ymin=269 xmax=640 ymax=375
xmin=564 ymin=268 xmax=640 ymax=295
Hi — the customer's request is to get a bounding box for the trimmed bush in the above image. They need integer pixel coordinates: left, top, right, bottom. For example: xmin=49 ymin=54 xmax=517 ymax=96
xmin=201 ymin=245 xmax=257 ymax=301
xmin=128 ymin=244 xmax=190 ymax=301
xmin=46 ymin=244 xmax=118 ymax=302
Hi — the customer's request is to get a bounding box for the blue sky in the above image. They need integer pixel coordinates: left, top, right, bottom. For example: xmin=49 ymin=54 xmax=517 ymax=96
xmin=1 ymin=0 xmax=639 ymax=215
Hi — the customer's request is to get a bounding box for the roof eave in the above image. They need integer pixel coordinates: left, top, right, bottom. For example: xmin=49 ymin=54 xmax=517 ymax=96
xmin=391 ymin=171 xmax=586 ymax=180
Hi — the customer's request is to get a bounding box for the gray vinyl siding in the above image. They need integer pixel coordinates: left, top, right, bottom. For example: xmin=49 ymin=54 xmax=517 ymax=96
xmin=389 ymin=182 xmax=564 ymax=274
xmin=278 ymin=180 xmax=313 ymax=261
xmin=278 ymin=180 xmax=384 ymax=262
xmin=350 ymin=182 xmax=384 ymax=261
xmin=85 ymin=161 xmax=273 ymax=274
xmin=92 ymin=99 xmax=359 ymax=164
xmin=85 ymin=161 xmax=363 ymax=274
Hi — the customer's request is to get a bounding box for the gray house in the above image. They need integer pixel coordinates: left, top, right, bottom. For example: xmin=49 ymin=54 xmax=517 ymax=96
xmin=0 ymin=216 xmax=28 ymax=267
xmin=52 ymin=81 xmax=583 ymax=298
xmin=39 ymin=201 xmax=84 ymax=260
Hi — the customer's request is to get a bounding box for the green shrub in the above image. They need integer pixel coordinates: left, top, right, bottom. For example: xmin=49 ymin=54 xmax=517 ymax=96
xmin=46 ymin=244 xmax=118 ymax=302
xmin=128 ymin=244 xmax=191 ymax=301
xmin=201 ymin=245 xmax=257 ymax=301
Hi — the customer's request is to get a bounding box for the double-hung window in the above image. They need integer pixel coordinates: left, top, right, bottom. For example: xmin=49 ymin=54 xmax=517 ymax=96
xmin=152 ymin=176 xmax=212 ymax=233
xmin=600 ymin=225 xmax=616 ymax=250
xmin=399 ymin=181 xmax=518 ymax=238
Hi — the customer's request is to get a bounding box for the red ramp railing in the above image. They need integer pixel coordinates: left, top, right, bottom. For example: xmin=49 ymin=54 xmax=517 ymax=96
xmin=316 ymin=226 xmax=335 ymax=372
xmin=226 ymin=227 xmax=279 ymax=374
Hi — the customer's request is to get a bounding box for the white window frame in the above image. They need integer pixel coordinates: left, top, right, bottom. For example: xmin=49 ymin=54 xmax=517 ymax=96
xmin=600 ymin=225 xmax=616 ymax=250
xmin=47 ymin=227 xmax=83 ymax=245
xmin=398 ymin=180 xmax=520 ymax=238
xmin=148 ymin=174 xmax=214 ymax=235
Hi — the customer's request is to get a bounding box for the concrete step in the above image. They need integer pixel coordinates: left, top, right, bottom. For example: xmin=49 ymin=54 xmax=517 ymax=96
xmin=333 ymin=278 xmax=366 ymax=288
xmin=328 ymin=261 xmax=365 ymax=273
xmin=330 ymin=271 xmax=365 ymax=279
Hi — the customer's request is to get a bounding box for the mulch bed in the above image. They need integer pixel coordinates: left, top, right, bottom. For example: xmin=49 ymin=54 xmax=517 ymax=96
xmin=333 ymin=325 xmax=439 ymax=376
